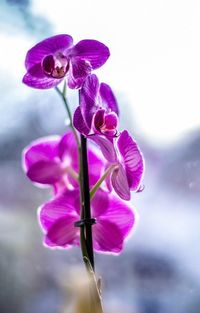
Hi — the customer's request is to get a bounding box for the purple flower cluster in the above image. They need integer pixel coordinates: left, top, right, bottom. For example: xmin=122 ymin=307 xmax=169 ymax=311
xmin=22 ymin=34 xmax=144 ymax=254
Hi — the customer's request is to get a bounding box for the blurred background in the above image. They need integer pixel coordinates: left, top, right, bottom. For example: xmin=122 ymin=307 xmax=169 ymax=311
xmin=0 ymin=0 xmax=200 ymax=312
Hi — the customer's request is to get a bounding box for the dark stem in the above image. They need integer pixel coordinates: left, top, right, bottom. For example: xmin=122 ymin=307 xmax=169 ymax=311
xmin=80 ymin=134 xmax=95 ymax=270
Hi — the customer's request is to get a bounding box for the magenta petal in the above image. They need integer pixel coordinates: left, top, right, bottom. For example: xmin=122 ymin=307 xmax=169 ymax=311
xmin=71 ymin=58 xmax=91 ymax=79
xmin=25 ymin=34 xmax=73 ymax=70
xmin=45 ymin=215 xmax=79 ymax=248
xmin=58 ymin=132 xmax=78 ymax=161
xmin=117 ymin=131 xmax=144 ymax=191
xmin=101 ymin=195 xmax=135 ymax=238
xmin=99 ymin=83 xmax=119 ymax=115
xmin=94 ymin=109 xmax=105 ymax=130
xmin=80 ymin=74 xmax=99 ymax=128
xmin=39 ymin=189 xmax=80 ymax=231
xmin=23 ymin=136 xmax=60 ymax=171
xmin=92 ymin=135 xmax=117 ymax=163
xmin=93 ymin=219 xmax=123 ymax=254
xmin=91 ymin=189 xmax=110 ymax=217
xmin=27 ymin=160 xmax=63 ymax=184
xmin=111 ymin=165 xmax=130 ymax=201
xmin=23 ymin=71 xmax=62 ymax=89
xmin=27 ymin=63 xmax=46 ymax=78
xmin=58 ymin=131 xmax=79 ymax=171
xmin=68 ymin=58 xmax=92 ymax=89
xmin=71 ymin=40 xmax=110 ymax=69
xmin=73 ymin=106 xmax=90 ymax=135
xmin=87 ymin=148 xmax=105 ymax=186
xmin=104 ymin=112 xmax=118 ymax=129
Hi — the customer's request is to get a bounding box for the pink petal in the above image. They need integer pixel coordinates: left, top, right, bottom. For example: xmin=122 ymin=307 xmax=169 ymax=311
xmin=117 ymin=130 xmax=144 ymax=191
xmin=91 ymin=189 xmax=110 ymax=217
xmin=87 ymin=148 xmax=105 ymax=186
xmin=103 ymin=112 xmax=118 ymax=134
xmin=25 ymin=34 xmax=73 ymax=70
xmin=68 ymin=58 xmax=92 ymax=89
xmin=23 ymin=71 xmax=63 ymax=89
xmin=73 ymin=106 xmax=90 ymax=135
xmin=93 ymin=109 xmax=105 ymax=130
xmin=23 ymin=136 xmax=60 ymax=171
xmin=111 ymin=165 xmax=130 ymax=200
xmin=93 ymin=219 xmax=124 ymax=254
xmin=92 ymin=135 xmax=117 ymax=163
xmin=22 ymin=136 xmax=62 ymax=185
xmin=80 ymin=74 xmax=99 ymax=128
xmin=101 ymin=195 xmax=135 ymax=238
xmin=70 ymin=40 xmax=110 ymax=69
xmin=39 ymin=189 xmax=79 ymax=231
xmin=99 ymin=83 xmax=119 ymax=115
xmin=45 ymin=215 xmax=79 ymax=248
xmin=26 ymin=160 xmax=63 ymax=184
xmin=58 ymin=131 xmax=79 ymax=170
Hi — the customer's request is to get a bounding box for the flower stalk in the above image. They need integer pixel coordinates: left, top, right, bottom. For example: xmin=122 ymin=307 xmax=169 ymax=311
xmin=80 ymin=134 xmax=95 ymax=270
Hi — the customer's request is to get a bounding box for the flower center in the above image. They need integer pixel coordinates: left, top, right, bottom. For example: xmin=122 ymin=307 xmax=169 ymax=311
xmin=93 ymin=109 xmax=118 ymax=136
xmin=42 ymin=53 xmax=69 ymax=79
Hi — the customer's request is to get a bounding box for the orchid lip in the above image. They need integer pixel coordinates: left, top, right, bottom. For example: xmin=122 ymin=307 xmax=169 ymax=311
xmin=42 ymin=53 xmax=69 ymax=79
xmin=93 ymin=109 xmax=119 ymax=137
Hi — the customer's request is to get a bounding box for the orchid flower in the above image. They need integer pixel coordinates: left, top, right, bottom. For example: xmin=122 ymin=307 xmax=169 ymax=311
xmin=39 ymin=188 xmax=135 ymax=254
xmin=73 ymin=74 xmax=119 ymax=137
xmin=92 ymin=130 xmax=144 ymax=201
xmin=23 ymin=35 xmax=110 ymax=89
xmin=22 ymin=131 xmax=105 ymax=194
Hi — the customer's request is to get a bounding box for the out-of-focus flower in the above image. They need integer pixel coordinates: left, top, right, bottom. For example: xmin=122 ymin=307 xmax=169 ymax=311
xmin=73 ymin=74 xmax=119 ymax=137
xmin=22 ymin=131 xmax=104 ymax=193
xmin=23 ymin=35 xmax=110 ymax=89
xmin=93 ymin=130 xmax=144 ymax=201
xmin=39 ymin=188 xmax=135 ymax=254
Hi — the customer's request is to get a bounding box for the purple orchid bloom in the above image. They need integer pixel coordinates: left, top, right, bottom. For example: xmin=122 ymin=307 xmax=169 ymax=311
xmin=22 ymin=131 xmax=105 ymax=193
xmin=93 ymin=130 xmax=145 ymax=201
xmin=73 ymin=74 xmax=119 ymax=137
xmin=23 ymin=34 xmax=110 ymax=89
xmin=39 ymin=188 xmax=135 ymax=254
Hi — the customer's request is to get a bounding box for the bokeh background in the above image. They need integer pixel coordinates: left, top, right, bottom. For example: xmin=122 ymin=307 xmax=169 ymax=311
xmin=0 ymin=0 xmax=200 ymax=312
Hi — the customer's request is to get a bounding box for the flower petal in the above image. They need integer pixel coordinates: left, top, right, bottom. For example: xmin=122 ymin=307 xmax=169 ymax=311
xmin=101 ymin=194 xmax=135 ymax=238
xmin=68 ymin=58 xmax=92 ymax=89
xmin=88 ymin=148 xmax=105 ymax=186
xmin=117 ymin=130 xmax=144 ymax=191
xmin=111 ymin=165 xmax=130 ymax=200
xmin=39 ymin=189 xmax=79 ymax=231
xmin=58 ymin=131 xmax=79 ymax=170
xmin=93 ymin=109 xmax=105 ymax=130
xmin=23 ymin=70 xmax=62 ymax=89
xmin=80 ymin=74 xmax=99 ymax=128
xmin=93 ymin=219 xmax=124 ymax=254
xmin=23 ymin=136 xmax=60 ymax=171
xmin=45 ymin=215 xmax=79 ymax=248
xmin=99 ymin=83 xmax=119 ymax=115
xmin=91 ymin=189 xmax=110 ymax=217
xmin=92 ymin=135 xmax=117 ymax=163
xmin=25 ymin=34 xmax=73 ymax=70
xmin=26 ymin=160 xmax=63 ymax=184
xmin=73 ymin=106 xmax=90 ymax=135
xmin=70 ymin=40 xmax=110 ymax=69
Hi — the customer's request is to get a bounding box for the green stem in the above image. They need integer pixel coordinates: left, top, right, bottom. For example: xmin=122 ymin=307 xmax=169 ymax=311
xmin=90 ymin=164 xmax=116 ymax=199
